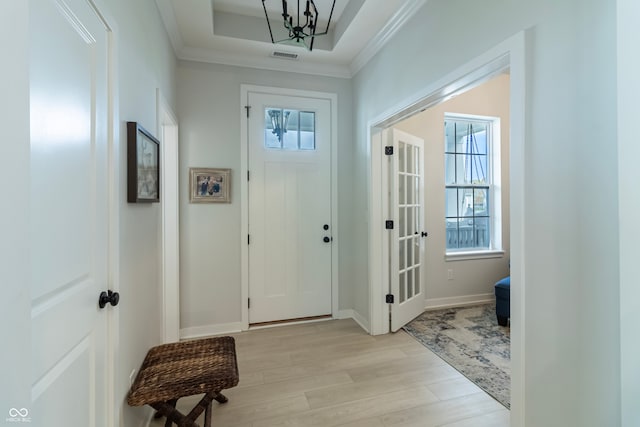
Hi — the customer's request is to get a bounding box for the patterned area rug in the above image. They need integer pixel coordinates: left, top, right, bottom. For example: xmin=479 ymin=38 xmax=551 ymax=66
xmin=402 ymin=303 xmax=510 ymax=408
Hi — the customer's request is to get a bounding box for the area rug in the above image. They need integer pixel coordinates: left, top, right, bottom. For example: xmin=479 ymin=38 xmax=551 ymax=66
xmin=402 ymin=303 xmax=510 ymax=408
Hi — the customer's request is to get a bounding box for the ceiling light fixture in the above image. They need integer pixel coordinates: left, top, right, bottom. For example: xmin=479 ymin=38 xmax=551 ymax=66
xmin=261 ymin=0 xmax=336 ymax=51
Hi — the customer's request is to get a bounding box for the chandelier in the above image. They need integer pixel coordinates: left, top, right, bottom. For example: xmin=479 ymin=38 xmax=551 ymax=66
xmin=261 ymin=0 xmax=336 ymax=51
xmin=268 ymin=109 xmax=291 ymax=142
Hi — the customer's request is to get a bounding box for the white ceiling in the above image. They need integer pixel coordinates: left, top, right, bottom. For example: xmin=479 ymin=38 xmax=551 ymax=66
xmin=155 ymin=0 xmax=426 ymax=78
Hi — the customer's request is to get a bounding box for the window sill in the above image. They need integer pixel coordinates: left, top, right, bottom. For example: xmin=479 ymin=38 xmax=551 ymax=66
xmin=445 ymin=250 xmax=505 ymax=262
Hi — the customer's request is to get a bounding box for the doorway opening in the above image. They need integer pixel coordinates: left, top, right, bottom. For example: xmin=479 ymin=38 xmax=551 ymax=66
xmin=368 ymin=33 xmax=526 ymax=423
xmin=157 ymin=89 xmax=180 ymax=343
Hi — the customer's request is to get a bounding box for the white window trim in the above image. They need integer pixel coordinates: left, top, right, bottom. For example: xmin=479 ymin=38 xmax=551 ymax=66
xmin=444 ymin=113 xmax=502 ymax=257
xmin=445 ymin=249 xmax=504 ymax=262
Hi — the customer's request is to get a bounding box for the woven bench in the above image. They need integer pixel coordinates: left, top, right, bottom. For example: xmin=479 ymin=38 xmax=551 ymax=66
xmin=127 ymin=336 xmax=239 ymax=427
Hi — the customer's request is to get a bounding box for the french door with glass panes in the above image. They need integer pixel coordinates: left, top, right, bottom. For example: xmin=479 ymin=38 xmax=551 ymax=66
xmin=389 ymin=129 xmax=426 ymax=332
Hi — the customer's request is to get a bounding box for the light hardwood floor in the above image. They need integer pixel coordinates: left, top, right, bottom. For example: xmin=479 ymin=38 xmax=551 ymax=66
xmin=149 ymin=319 xmax=509 ymax=427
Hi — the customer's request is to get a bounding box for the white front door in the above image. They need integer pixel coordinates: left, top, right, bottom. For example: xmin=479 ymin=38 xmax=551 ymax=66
xmin=30 ymin=0 xmax=111 ymax=423
xmin=247 ymin=92 xmax=332 ymax=324
xmin=389 ymin=129 xmax=426 ymax=332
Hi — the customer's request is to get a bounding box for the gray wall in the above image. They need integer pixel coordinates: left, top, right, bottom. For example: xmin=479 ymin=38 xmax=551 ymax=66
xmin=107 ymin=0 xmax=177 ymax=425
xmin=176 ymin=61 xmax=354 ymax=332
xmin=352 ymin=0 xmax=618 ymax=425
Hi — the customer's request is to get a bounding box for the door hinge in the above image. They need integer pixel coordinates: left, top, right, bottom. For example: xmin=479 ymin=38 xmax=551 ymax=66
xmin=385 ymin=220 xmax=394 ymax=230
xmin=386 ymin=294 xmax=394 ymax=304
xmin=248 ymin=298 xmax=250 ymax=309
xmin=245 ymin=105 xmax=251 ymax=118
xmin=384 ymin=146 xmax=394 ymax=155
xmin=247 ymin=170 xmax=250 ymax=181
xmin=248 ymin=234 xmax=250 ymax=244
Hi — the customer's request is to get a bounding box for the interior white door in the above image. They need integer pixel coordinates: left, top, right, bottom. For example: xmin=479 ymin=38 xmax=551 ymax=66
xmin=248 ymin=92 xmax=332 ymax=324
xmin=30 ymin=0 xmax=110 ymax=423
xmin=389 ymin=129 xmax=426 ymax=332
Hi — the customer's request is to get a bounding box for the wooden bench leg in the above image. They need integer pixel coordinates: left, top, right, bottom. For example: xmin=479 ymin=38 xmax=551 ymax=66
xmin=213 ymin=392 xmax=228 ymax=404
xmin=151 ymin=391 xmax=218 ymax=427
xmin=150 ymin=390 xmax=230 ymax=427
xmin=203 ymin=402 xmax=212 ymax=427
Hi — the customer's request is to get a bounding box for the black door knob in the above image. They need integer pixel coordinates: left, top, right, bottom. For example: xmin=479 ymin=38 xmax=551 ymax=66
xmin=323 ymin=236 xmax=331 ymax=243
xmin=323 ymin=224 xmax=329 ymax=230
xmin=99 ymin=290 xmax=120 ymax=309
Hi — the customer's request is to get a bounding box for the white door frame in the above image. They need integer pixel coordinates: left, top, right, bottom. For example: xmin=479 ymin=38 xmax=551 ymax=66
xmin=367 ymin=32 xmax=526 ymax=425
xmin=157 ymin=89 xmax=180 ymax=343
xmin=240 ymin=85 xmax=339 ymax=330
xmin=93 ymin=2 xmax=118 ymax=423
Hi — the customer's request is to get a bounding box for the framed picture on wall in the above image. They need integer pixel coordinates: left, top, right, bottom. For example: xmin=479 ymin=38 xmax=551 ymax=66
xmin=127 ymin=122 xmax=160 ymax=203
xmin=189 ymin=168 xmax=231 ymax=203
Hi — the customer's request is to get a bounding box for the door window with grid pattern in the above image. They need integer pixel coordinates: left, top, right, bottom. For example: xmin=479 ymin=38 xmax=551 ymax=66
xmin=445 ymin=116 xmax=499 ymax=252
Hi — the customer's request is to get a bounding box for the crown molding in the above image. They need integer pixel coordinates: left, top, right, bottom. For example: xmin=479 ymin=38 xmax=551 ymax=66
xmin=178 ymin=46 xmax=352 ymax=79
xmin=349 ymin=0 xmax=427 ymax=76
xmin=156 ymin=0 xmax=425 ymax=79
xmin=155 ymin=0 xmax=184 ymax=52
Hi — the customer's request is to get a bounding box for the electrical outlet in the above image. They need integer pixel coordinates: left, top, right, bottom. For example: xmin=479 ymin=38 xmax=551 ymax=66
xmin=129 ymin=369 xmax=136 ymax=386
xmin=447 ymin=269 xmax=454 ymax=280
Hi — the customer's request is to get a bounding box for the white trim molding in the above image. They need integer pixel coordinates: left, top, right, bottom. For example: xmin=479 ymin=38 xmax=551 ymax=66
xmin=154 ymin=0 xmax=184 ymax=53
xmin=350 ymin=0 xmax=427 ymax=76
xmin=157 ymin=89 xmax=180 ymax=344
xmin=336 ymin=309 xmax=371 ymax=334
xmin=154 ymin=0 xmax=425 ymax=79
xmin=424 ymin=293 xmax=495 ymax=311
xmin=180 ymin=322 xmax=244 ymax=340
xmin=179 ymin=46 xmax=352 ymax=79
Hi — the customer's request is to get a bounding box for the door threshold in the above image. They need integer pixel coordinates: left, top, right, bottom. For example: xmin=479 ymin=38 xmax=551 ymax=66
xmin=249 ymin=314 xmax=332 ymax=330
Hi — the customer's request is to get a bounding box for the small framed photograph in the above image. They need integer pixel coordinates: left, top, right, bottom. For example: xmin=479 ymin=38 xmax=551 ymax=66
xmin=127 ymin=122 xmax=160 ymax=203
xmin=189 ymin=168 xmax=231 ymax=203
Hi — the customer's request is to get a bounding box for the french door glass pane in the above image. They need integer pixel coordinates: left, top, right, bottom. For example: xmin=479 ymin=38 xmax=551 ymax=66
xmin=405 ymin=178 xmax=413 ymax=205
xmin=407 ymin=208 xmax=414 ymax=235
xmin=406 ymin=144 xmax=414 ymax=174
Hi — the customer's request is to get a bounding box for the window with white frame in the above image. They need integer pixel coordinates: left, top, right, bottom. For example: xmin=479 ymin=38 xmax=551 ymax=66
xmin=444 ymin=114 xmax=501 ymax=255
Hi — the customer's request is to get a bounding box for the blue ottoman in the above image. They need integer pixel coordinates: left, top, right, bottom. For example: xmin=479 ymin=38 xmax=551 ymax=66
xmin=494 ymin=276 xmax=510 ymax=326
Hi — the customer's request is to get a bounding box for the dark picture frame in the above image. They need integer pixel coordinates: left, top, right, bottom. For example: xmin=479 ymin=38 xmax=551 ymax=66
xmin=127 ymin=122 xmax=160 ymax=203
xmin=189 ymin=168 xmax=231 ymax=203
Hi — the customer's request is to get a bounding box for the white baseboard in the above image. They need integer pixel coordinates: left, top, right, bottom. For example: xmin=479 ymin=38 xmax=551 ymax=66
xmin=180 ymin=322 xmax=244 ymax=340
xmin=424 ymin=293 xmax=495 ymax=310
xmin=336 ymin=309 xmax=370 ymax=333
